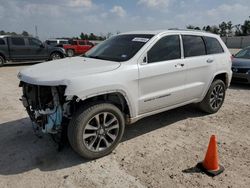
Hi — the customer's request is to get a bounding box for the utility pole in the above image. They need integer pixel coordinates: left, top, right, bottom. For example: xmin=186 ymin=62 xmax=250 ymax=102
xmin=35 ymin=25 xmax=38 ymax=39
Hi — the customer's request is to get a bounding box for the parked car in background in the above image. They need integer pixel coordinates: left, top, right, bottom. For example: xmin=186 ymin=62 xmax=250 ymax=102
xmin=63 ymin=39 xmax=94 ymax=57
xmin=45 ymin=39 xmax=69 ymax=47
xmin=0 ymin=35 xmax=66 ymax=66
xmin=232 ymin=47 xmax=250 ymax=84
xmin=18 ymin=30 xmax=232 ymax=159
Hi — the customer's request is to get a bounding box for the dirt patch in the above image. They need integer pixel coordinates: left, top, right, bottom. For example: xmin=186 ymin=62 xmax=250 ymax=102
xmin=0 ymin=65 xmax=249 ymax=188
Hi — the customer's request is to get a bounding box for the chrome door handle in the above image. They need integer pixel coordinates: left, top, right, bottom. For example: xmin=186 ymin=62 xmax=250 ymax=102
xmin=207 ymin=59 xmax=214 ymax=63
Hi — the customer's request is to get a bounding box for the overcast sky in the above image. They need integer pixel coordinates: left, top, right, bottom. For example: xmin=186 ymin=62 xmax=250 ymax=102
xmin=0 ymin=0 xmax=250 ymax=40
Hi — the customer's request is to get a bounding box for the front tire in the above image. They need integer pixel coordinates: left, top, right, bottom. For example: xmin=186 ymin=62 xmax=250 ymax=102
xmin=0 ymin=56 xmax=5 ymax=67
xmin=198 ymin=79 xmax=226 ymax=114
xmin=68 ymin=103 xmax=125 ymax=159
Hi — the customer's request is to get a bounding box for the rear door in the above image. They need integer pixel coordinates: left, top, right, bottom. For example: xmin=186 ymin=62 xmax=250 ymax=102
xmin=78 ymin=40 xmax=89 ymax=54
xmin=180 ymin=35 xmax=216 ymax=101
xmin=138 ymin=35 xmax=188 ymax=114
xmin=9 ymin=37 xmax=30 ymax=60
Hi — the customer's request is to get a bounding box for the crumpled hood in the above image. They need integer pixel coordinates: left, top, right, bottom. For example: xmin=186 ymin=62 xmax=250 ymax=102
xmin=232 ymin=58 xmax=250 ymax=68
xmin=18 ymin=56 xmax=121 ymax=85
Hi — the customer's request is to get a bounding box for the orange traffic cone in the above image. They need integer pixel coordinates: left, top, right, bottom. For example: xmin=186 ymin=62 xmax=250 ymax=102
xmin=197 ymin=135 xmax=224 ymax=176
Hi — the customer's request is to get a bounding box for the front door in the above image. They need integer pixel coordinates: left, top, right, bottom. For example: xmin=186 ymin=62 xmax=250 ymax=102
xmin=28 ymin=38 xmax=48 ymax=60
xmin=138 ymin=35 xmax=187 ymax=114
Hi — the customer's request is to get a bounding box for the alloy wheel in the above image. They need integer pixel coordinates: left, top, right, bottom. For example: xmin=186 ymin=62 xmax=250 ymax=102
xmin=51 ymin=53 xmax=61 ymax=60
xmin=83 ymin=112 xmax=120 ymax=152
xmin=210 ymin=84 xmax=224 ymax=109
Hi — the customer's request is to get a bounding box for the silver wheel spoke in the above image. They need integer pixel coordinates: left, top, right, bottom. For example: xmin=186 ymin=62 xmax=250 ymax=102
xmin=94 ymin=115 xmax=101 ymax=127
xmin=88 ymin=135 xmax=98 ymax=149
xmin=103 ymin=112 xmax=108 ymax=124
xmin=107 ymin=132 xmax=116 ymax=141
xmin=85 ymin=123 xmax=98 ymax=130
xmin=96 ymin=137 xmax=102 ymax=151
xmin=105 ymin=117 xmax=116 ymax=127
xmin=102 ymin=137 xmax=111 ymax=147
xmin=83 ymin=132 xmax=96 ymax=139
xmin=107 ymin=123 xmax=119 ymax=132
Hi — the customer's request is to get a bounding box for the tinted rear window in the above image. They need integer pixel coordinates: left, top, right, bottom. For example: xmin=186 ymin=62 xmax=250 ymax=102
xmin=79 ymin=41 xmax=85 ymax=45
xmin=47 ymin=41 xmax=57 ymax=45
xmin=204 ymin=37 xmax=224 ymax=54
xmin=0 ymin=39 xmax=5 ymax=45
xmin=59 ymin=41 xmax=68 ymax=44
xmin=182 ymin=35 xmax=206 ymax=57
xmin=11 ymin=37 xmax=25 ymax=46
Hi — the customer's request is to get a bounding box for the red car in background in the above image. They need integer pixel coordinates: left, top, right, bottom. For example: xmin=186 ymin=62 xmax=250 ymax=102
xmin=63 ymin=39 xmax=94 ymax=57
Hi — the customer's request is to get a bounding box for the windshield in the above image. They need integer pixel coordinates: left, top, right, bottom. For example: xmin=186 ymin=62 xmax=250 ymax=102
xmin=235 ymin=48 xmax=250 ymax=59
xmin=84 ymin=34 xmax=154 ymax=62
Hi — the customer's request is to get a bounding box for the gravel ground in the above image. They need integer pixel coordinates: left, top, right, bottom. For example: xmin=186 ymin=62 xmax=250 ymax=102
xmin=0 ymin=64 xmax=249 ymax=188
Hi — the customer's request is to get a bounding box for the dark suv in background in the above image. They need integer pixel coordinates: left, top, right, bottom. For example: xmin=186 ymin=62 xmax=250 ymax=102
xmin=0 ymin=35 xmax=66 ymax=66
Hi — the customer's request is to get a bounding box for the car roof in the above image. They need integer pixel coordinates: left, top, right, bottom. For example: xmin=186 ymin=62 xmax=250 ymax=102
xmin=47 ymin=39 xmax=68 ymax=41
xmin=0 ymin=35 xmax=35 ymax=38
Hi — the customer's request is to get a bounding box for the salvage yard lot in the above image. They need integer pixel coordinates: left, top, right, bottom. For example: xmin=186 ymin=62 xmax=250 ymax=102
xmin=0 ymin=65 xmax=250 ymax=188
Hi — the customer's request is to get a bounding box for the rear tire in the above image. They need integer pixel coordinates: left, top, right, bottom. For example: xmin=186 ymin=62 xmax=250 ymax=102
xmin=50 ymin=52 xmax=62 ymax=60
xmin=0 ymin=56 xmax=5 ymax=67
xmin=67 ymin=49 xmax=75 ymax=57
xmin=198 ymin=79 xmax=226 ymax=114
xmin=68 ymin=103 xmax=125 ymax=159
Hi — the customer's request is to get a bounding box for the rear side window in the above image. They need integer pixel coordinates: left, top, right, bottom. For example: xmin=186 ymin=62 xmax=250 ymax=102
xmin=182 ymin=35 xmax=206 ymax=57
xmin=0 ymin=39 xmax=5 ymax=45
xmin=87 ymin=41 xmax=93 ymax=46
xmin=47 ymin=41 xmax=57 ymax=45
xmin=79 ymin=41 xmax=86 ymax=45
xmin=59 ymin=41 xmax=68 ymax=44
xmin=148 ymin=35 xmax=181 ymax=63
xmin=11 ymin=37 xmax=25 ymax=46
xmin=204 ymin=37 xmax=224 ymax=54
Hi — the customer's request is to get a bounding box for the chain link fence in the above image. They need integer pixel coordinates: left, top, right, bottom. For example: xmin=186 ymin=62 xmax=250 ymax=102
xmin=221 ymin=36 xmax=250 ymax=49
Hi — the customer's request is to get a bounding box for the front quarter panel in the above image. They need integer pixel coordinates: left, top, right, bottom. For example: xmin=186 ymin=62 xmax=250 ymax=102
xmin=64 ymin=63 xmax=139 ymax=117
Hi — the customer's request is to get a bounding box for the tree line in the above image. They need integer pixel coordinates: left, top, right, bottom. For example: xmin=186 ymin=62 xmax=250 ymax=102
xmin=186 ymin=16 xmax=250 ymax=37
xmin=0 ymin=30 xmax=31 ymax=36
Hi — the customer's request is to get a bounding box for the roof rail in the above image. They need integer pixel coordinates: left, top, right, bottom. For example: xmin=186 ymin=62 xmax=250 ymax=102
xmin=168 ymin=28 xmax=208 ymax=33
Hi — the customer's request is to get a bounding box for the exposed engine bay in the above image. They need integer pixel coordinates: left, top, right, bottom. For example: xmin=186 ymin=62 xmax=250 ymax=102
xmin=20 ymin=82 xmax=69 ymax=137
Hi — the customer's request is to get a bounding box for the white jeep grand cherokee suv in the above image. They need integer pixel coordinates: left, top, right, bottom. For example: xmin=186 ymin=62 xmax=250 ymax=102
xmin=18 ymin=30 xmax=232 ymax=159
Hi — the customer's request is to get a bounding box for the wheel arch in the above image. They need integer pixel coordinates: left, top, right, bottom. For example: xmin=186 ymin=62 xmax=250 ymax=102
xmin=212 ymin=72 xmax=229 ymax=88
xmin=71 ymin=91 xmax=133 ymax=123
xmin=0 ymin=52 xmax=6 ymax=61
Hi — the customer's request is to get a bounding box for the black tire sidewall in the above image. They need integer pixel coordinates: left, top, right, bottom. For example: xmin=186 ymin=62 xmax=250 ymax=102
xmin=0 ymin=56 xmax=5 ymax=66
xmin=68 ymin=103 xmax=125 ymax=159
xmin=201 ymin=80 xmax=226 ymax=113
xmin=50 ymin=52 xmax=62 ymax=60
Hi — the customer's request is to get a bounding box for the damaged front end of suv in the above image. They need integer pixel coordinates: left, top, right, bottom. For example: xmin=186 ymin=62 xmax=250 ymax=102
xmin=20 ymin=82 xmax=71 ymax=138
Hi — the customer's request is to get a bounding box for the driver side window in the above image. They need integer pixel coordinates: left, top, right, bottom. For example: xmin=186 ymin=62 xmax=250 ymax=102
xmin=148 ymin=35 xmax=181 ymax=63
xmin=28 ymin=38 xmax=42 ymax=46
